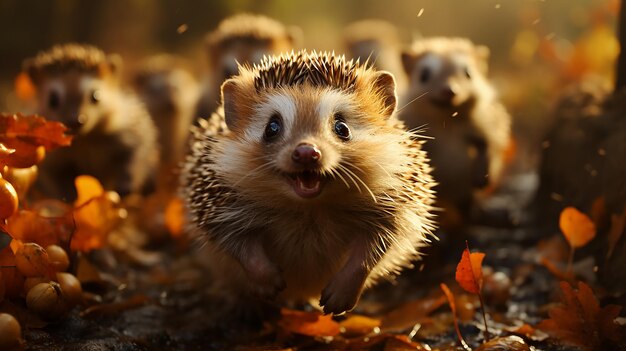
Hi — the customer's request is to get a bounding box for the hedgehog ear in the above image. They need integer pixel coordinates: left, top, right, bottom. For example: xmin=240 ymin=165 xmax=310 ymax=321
xmin=401 ymin=51 xmax=417 ymax=76
xmin=221 ymin=78 xmax=242 ymax=129
xmin=372 ymin=71 xmax=397 ymax=118
xmin=105 ymin=54 xmax=123 ymax=78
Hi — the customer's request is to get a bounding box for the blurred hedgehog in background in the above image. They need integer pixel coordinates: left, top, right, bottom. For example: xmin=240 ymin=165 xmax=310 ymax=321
xmin=342 ymin=19 xmax=407 ymax=93
xmin=399 ymin=37 xmax=512 ymax=228
xmin=132 ymin=54 xmax=199 ymax=187
xmin=23 ymin=43 xmax=158 ymax=200
xmin=534 ymin=78 xmax=612 ymax=224
xmin=195 ymin=13 xmax=301 ymax=118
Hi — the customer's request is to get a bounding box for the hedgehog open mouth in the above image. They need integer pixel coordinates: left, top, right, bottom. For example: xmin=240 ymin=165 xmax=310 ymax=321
xmin=286 ymin=170 xmax=326 ymax=198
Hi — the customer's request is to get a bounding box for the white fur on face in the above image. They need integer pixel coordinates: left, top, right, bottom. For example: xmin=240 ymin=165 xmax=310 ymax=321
xmin=245 ymin=93 xmax=297 ymax=142
xmin=316 ymin=89 xmax=352 ymax=120
xmin=450 ymin=53 xmax=470 ymax=74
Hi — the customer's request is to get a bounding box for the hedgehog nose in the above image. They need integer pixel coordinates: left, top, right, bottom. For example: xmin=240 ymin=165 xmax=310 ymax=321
xmin=292 ymin=143 xmax=321 ymax=167
xmin=441 ymin=86 xmax=457 ymax=101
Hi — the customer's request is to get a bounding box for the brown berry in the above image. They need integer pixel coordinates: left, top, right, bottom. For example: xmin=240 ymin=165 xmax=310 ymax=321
xmin=46 ymin=245 xmax=70 ymax=272
xmin=26 ymin=282 xmax=67 ymax=321
xmin=0 ymin=313 xmax=23 ymax=350
xmin=15 ymin=243 xmax=50 ymax=277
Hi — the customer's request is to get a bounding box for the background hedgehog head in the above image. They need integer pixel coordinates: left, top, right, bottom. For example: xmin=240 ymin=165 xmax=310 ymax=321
xmin=205 ymin=13 xmax=301 ymax=86
xmin=22 ymin=43 xmax=123 ymax=135
xmin=213 ymin=50 xmax=409 ymax=207
xmin=401 ymin=37 xmax=491 ymax=111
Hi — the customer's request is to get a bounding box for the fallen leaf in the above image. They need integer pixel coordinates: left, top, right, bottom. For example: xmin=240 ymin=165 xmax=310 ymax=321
xmin=440 ymin=283 xmax=470 ymax=351
xmin=6 ymin=210 xmax=72 ymax=248
xmin=278 ymin=308 xmax=340 ymax=337
xmin=506 ymin=323 xmax=549 ymax=341
xmin=475 ymin=335 xmax=530 ymax=351
xmin=334 ymin=333 xmax=427 ymax=351
xmin=381 ymin=294 xmax=446 ymax=330
xmin=559 ymin=207 xmax=596 ymax=248
xmin=340 ymin=314 xmax=381 ymax=336
xmin=80 ymin=294 xmax=150 ymax=317
xmin=455 ymin=245 xmax=485 ymax=294
xmin=590 ymin=196 xmax=607 ymax=228
xmin=0 ymin=113 xmax=72 ymax=150
xmin=537 ymin=281 xmax=623 ymax=350
xmin=606 ymin=207 xmax=626 ymax=259
xmin=74 ymin=175 xmax=104 ymax=208
xmin=71 ymin=176 xmax=123 ymax=252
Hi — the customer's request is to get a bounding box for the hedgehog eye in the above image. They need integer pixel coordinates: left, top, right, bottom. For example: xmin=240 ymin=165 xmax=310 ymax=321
xmin=264 ymin=113 xmax=282 ymax=142
xmin=48 ymin=91 xmax=60 ymax=110
xmin=464 ymin=66 xmax=471 ymax=79
xmin=333 ymin=113 xmax=351 ymax=141
xmin=419 ymin=67 xmax=431 ymax=83
xmin=90 ymin=90 xmax=100 ymax=104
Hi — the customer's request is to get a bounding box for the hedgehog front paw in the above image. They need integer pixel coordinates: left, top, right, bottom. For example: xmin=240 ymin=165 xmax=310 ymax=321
xmin=319 ymin=275 xmax=364 ymax=315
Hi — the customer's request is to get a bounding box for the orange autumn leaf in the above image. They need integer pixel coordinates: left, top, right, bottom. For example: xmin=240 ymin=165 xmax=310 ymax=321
xmin=5 ymin=209 xmax=73 ymax=248
xmin=165 ymin=197 xmax=185 ymax=238
xmin=455 ymin=245 xmax=485 ymax=294
xmin=537 ymin=281 xmax=623 ymax=350
xmin=607 ymin=207 xmax=626 ymax=259
xmin=590 ymin=196 xmax=607 ymax=227
xmin=74 ymin=175 xmax=105 ymax=207
xmin=0 ymin=113 xmax=72 ymax=150
xmin=278 ymin=308 xmax=340 ymax=337
xmin=71 ymin=176 xmax=123 ymax=252
xmin=559 ymin=207 xmax=596 ymax=248
xmin=339 ymin=315 xmax=381 ymax=336
xmin=440 ymin=283 xmax=470 ymax=350
xmin=381 ymin=294 xmax=447 ymax=330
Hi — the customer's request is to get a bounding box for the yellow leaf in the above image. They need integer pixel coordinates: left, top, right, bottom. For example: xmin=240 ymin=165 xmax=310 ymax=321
xmin=74 ymin=175 xmax=104 ymax=207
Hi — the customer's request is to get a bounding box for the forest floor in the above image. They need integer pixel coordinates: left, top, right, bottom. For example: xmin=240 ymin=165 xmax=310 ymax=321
xmin=16 ymin=164 xmax=625 ymax=351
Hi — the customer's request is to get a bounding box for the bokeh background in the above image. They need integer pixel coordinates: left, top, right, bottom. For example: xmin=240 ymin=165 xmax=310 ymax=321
xmin=0 ymin=0 xmax=620 ymax=169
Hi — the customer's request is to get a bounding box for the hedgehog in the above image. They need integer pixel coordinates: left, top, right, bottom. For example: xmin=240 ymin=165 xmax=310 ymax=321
xmin=534 ymin=78 xmax=612 ymax=225
xmin=195 ymin=13 xmax=300 ymax=118
xmin=23 ymin=43 xmax=159 ymax=200
xmin=182 ymin=50 xmax=436 ymax=315
xmin=132 ymin=54 xmax=199 ymax=187
xmin=342 ymin=19 xmax=407 ymax=93
xmin=399 ymin=37 xmax=512 ymax=226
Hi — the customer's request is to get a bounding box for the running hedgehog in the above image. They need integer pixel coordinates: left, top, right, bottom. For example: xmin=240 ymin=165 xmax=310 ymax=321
xmin=182 ymin=50 xmax=436 ymax=315
xmin=23 ymin=43 xmax=158 ymax=200
xmin=399 ymin=37 xmax=512 ymax=226
xmin=195 ymin=13 xmax=300 ymax=118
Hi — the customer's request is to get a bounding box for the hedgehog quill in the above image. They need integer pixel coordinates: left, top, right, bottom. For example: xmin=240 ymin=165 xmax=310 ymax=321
xmin=182 ymin=50 xmax=436 ymax=315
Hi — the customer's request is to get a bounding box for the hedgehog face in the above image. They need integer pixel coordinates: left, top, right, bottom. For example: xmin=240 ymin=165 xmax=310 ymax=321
xmin=35 ymin=71 xmax=116 ymax=135
xmin=213 ymin=51 xmax=399 ymax=206
xmin=408 ymin=52 xmax=478 ymax=108
xmin=402 ymin=40 xmax=490 ymax=113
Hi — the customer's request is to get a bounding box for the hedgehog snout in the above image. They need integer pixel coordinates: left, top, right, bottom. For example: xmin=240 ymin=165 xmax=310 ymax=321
xmin=291 ymin=143 xmax=321 ymax=168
